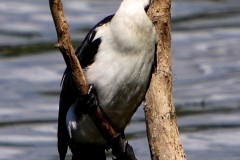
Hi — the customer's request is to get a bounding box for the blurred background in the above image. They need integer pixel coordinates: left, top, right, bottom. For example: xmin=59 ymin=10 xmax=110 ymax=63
xmin=0 ymin=0 xmax=240 ymax=159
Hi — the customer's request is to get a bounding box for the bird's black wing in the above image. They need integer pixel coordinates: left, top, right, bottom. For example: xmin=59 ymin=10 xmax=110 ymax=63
xmin=58 ymin=15 xmax=114 ymax=160
xmin=76 ymin=14 xmax=115 ymax=68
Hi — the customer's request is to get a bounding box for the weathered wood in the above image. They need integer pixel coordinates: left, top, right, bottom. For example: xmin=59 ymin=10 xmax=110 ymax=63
xmin=145 ymin=0 xmax=187 ymax=159
xmin=49 ymin=0 xmax=118 ymax=144
xmin=49 ymin=0 xmax=88 ymax=95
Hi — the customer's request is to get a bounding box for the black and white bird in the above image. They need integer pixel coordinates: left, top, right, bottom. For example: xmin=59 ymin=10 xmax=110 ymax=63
xmin=58 ymin=0 xmax=157 ymax=159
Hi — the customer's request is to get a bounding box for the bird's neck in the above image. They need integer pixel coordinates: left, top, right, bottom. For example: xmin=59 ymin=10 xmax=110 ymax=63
xmin=109 ymin=1 xmax=154 ymax=54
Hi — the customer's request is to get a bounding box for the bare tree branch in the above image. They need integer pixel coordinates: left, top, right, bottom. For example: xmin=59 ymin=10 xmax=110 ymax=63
xmin=145 ymin=0 xmax=187 ymax=159
xmin=49 ymin=0 xmax=88 ymax=95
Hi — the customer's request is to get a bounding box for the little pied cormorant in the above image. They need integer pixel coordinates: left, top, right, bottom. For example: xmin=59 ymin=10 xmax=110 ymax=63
xmin=58 ymin=0 xmax=157 ymax=159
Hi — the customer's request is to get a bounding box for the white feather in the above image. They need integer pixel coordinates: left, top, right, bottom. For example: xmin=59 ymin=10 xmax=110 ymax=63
xmin=66 ymin=0 xmax=156 ymax=144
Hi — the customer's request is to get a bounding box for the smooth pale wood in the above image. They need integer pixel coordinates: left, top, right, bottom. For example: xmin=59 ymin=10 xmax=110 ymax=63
xmin=49 ymin=0 xmax=118 ymax=144
xmin=144 ymin=0 xmax=187 ymax=159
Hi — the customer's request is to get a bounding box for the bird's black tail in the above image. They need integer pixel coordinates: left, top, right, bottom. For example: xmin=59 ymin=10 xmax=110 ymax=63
xmin=71 ymin=144 xmax=106 ymax=160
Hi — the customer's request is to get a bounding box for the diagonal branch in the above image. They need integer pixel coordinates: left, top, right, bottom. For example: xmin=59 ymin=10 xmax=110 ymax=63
xmin=49 ymin=0 xmax=88 ymax=95
xmin=49 ymin=0 xmax=118 ymax=144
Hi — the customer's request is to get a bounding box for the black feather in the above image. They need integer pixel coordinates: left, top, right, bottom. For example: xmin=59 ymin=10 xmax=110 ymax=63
xmin=76 ymin=14 xmax=114 ymax=68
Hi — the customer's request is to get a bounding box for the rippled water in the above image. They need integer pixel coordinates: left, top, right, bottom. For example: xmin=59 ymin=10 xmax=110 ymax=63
xmin=0 ymin=0 xmax=240 ymax=159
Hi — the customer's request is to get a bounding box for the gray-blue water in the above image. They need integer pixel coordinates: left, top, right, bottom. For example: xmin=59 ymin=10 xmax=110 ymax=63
xmin=0 ymin=0 xmax=240 ymax=159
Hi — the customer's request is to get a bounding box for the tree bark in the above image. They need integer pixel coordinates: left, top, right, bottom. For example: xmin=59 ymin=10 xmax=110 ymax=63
xmin=49 ymin=0 xmax=88 ymax=95
xmin=144 ymin=0 xmax=187 ymax=159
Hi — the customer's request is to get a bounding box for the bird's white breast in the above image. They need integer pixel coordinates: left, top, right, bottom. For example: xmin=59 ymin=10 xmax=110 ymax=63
xmin=66 ymin=1 xmax=156 ymax=144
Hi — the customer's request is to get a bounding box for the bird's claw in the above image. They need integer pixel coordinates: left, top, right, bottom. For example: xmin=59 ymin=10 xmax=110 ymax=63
xmin=75 ymin=84 xmax=99 ymax=115
xmin=111 ymin=134 xmax=137 ymax=160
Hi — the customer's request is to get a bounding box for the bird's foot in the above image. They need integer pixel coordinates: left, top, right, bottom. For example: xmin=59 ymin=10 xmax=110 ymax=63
xmin=111 ymin=134 xmax=137 ymax=160
xmin=76 ymin=84 xmax=99 ymax=115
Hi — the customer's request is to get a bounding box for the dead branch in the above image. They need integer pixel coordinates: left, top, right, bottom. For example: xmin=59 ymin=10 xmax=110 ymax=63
xmin=145 ymin=0 xmax=187 ymax=159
